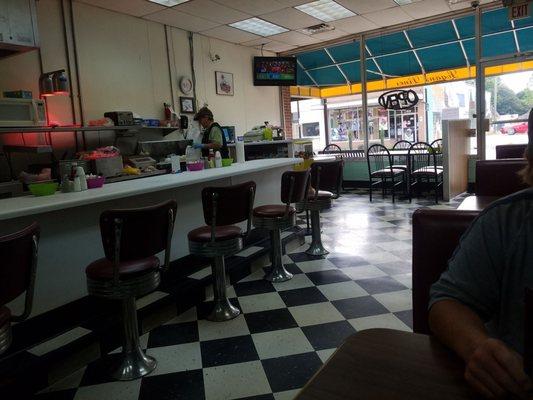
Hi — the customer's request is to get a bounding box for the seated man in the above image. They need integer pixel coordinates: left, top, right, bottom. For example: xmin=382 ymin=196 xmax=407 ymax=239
xmin=429 ymin=109 xmax=533 ymax=399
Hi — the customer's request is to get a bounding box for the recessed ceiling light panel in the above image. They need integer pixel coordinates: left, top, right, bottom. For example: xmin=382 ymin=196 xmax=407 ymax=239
xmin=393 ymin=0 xmax=413 ymax=5
xmin=230 ymin=18 xmax=289 ymax=37
xmin=295 ymin=0 xmax=356 ymax=22
xmin=147 ymin=0 xmax=190 ymax=6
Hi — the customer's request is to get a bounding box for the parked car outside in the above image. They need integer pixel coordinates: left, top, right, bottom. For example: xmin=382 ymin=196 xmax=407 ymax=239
xmin=500 ymin=122 xmax=528 ymax=135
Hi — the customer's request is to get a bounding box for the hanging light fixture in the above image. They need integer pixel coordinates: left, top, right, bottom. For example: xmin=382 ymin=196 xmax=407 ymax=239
xmin=39 ymin=69 xmax=69 ymax=97
xmin=53 ymin=70 xmax=69 ymax=95
xmin=39 ymin=73 xmax=54 ymax=97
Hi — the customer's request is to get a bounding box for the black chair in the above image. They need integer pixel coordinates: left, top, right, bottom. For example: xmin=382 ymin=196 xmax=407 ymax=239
xmin=85 ymin=200 xmax=177 ymax=380
xmin=408 ymin=142 xmax=443 ymax=204
xmin=366 ymin=144 xmax=405 ymax=203
xmin=188 ymin=181 xmax=256 ymax=322
xmin=430 ymin=139 xmax=444 ymax=170
xmin=322 ymin=144 xmax=342 ymax=153
xmin=391 ymin=140 xmax=411 ymax=170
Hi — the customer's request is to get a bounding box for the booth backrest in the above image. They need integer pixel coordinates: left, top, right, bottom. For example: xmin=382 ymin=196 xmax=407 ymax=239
xmin=495 ymin=144 xmax=527 ymax=159
xmin=476 ymin=159 xmax=528 ymax=197
xmin=412 ymin=209 xmax=479 ymax=334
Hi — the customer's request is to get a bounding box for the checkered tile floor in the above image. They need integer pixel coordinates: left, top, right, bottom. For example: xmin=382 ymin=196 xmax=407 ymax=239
xmin=35 ymin=190 xmax=464 ymax=400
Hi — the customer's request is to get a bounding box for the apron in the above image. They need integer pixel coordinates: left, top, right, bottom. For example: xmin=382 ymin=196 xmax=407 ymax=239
xmin=201 ymin=122 xmax=229 ymax=158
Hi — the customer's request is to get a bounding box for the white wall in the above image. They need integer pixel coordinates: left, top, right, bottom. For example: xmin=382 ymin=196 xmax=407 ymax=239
xmin=0 ymin=0 xmax=281 ymax=152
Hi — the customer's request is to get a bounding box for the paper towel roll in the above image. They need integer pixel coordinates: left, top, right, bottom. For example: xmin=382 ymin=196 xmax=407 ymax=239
xmin=236 ymin=136 xmax=245 ymax=163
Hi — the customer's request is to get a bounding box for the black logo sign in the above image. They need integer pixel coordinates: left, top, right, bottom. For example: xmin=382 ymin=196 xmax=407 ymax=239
xmin=378 ymin=90 xmax=419 ymax=110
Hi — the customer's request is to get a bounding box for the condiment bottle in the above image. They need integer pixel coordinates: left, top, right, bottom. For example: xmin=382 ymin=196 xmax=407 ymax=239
xmin=76 ymin=166 xmax=88 ymax=191
xmin=215 ymin=151 xmax=222 ymax=168
xmin=208 ymin=149 xmax=215 ymax=168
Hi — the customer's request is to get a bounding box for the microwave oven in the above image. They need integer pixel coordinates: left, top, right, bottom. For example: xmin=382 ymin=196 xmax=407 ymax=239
xmin=0 ymin=98 xmax=47 ymax=127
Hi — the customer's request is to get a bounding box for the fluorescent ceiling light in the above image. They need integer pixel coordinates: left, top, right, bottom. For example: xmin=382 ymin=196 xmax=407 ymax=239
xmin=147 ymin=0 xmax=189 ymax=6
xmin=230 ymin=18 xmax=289 ymax=37
xmin=393 ymin=0 xmax=413 ymax=5
xmin=295 ymin=0 xmax=356 ymax=23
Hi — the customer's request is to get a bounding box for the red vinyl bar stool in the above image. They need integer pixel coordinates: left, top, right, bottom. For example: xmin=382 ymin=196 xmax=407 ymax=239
xmin=0 ymin=223 xmax=40 ymax=355
xmin=253 ymin=170 xmax=310 ymax=282
xmin=298 ymin=160 xmax=343 ymax=256
xmin=85 ymin=200 xmax=177 ymax=380
xmin=188 ymin=181 xmax=256 ymax=322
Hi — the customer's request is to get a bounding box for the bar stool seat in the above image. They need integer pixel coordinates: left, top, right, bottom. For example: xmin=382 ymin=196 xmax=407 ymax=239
xmin=188 ymin=225 xmax=242 ymax=242
xmin=253 ymin=205 xmax=296 ymax=218
xmin=86 ymin=256 xmax=160 ymax=280
xmin=308 ymin=189 xmax=334 ymax=199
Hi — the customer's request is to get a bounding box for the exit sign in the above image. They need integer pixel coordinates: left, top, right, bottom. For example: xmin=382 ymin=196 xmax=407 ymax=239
xmin=508 ymin=1 xmax=531 ymax=20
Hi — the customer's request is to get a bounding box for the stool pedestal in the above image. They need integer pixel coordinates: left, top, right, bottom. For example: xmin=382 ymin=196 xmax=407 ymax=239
xmin=108 ymin=297 xmax=156 ymax=380
xmin=307 ymin=209 xmax=328 ymax=256
xmin=264 ymin=228 xmax=293 ymax=283
xmin=209 ymin=255 xmax=240 ymax=321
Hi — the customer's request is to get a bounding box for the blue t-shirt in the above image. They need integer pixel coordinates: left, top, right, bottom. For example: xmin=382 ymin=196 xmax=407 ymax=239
xmin=430 ymin=188 xmax=533 ymax=354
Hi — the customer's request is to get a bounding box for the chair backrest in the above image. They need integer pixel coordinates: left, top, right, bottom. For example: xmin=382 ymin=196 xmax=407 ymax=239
xmin=475 ymin=159 xmax=528 ymax=197
xmin=392 ymin=140 xmax=411 ymax=150
xmin=495 ymin=144 xmax=527 ymax=159
xmin=0 ymin=223 xmax=40 ymax=313
xmin=430 ymin=139 xmax=443 ymax=149
xmin=367 ymin=144 xmax=392 ymax=175
xmin=100 ymin=200 xmax=177 ymax=263
xmin=281 ymin=170 xmax=310 ymax=204
xmin=408 ymin=141 xmax=437 ymax=173
xmin=310 ymin=160 xmax=344 ymax=196
xmin=412 ymin=209 xmax=479 ymax=334
xmin=202 ymin=181 xmax=256 ymax=226
xmin=323 ymin=144 xmax=342 ymax=153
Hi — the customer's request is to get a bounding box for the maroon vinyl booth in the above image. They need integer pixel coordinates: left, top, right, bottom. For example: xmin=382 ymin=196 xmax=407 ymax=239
xmin=0 ymin=223 xmax=40 ymax=355
xmin=495 ymin=144 xmax=527 ymax=160
xmin=412 ymin=209 xmax=478 ymax=334
xmin=475 ymin=159 xmax=528 ymax=197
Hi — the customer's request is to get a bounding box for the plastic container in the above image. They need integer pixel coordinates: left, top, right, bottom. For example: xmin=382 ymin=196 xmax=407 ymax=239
xmin=87 ymin=176 xmax=105 ymax=189
xmin=28 ymin=182 xmax=58 ymax=196
xmin=236 ymin=136 xmax=245 ymax=163
xmin=187 ymin=161 xmax=204 ymax=171
xmin=221 ymin=158 xmax=233 ymax=167
xmin=215 ymin=151 xmax=222 ymax=168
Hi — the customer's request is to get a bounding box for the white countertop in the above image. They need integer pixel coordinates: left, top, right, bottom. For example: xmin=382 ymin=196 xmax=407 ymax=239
xmin=0 ymin=158 xmax=300 ymax=220
xmin=227 ymin=140 xmax=292 ymax=147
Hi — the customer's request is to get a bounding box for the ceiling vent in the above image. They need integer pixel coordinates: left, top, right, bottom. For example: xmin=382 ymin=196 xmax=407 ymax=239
xmin=301 ymin=23 xmax=335 ymax=35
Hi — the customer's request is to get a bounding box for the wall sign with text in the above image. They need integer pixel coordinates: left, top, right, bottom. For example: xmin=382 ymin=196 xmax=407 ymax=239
xmin=378 ymin=89 xmax=419 ymax=110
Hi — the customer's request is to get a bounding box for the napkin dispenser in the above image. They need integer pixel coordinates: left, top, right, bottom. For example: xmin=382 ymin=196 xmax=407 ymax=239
xmin=93 ymin=156 xmax=123 ymax=177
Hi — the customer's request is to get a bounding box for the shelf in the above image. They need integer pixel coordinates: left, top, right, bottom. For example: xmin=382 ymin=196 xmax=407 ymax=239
xmin=4 ymin=145 xmax=53 ymax=154
xmin=0 ymin=125 xmax=180 ymax=134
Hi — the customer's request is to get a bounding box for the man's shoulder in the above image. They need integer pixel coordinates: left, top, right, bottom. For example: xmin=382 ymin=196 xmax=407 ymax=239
xmin=475 ymin=188 xmax=533 ymax=230
xmin=483 ymin=188 xmax=533 ymax=215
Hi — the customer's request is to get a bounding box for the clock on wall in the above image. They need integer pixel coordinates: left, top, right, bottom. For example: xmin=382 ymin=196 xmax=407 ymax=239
xmin=180 ymin=77 xmax=193 ymax=94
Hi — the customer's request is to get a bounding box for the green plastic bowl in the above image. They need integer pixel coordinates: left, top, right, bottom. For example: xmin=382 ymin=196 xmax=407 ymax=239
xmin=221 ymin=158 xmax=233 ymax=167
xmin=28 ymin=182 xmax=59 ymax=196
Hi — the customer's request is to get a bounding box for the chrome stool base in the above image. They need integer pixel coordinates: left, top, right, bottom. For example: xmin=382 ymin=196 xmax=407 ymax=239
xmin=106 ymin=347 xmax=157 ymax=381
xmin=264 ymin=228 xmax=293 ymax=283
xmin=264 ymin=265 xmax=293 ymax=283
xmin=208 ymin=254 xmax=240 ymax=322
xmin=305 ymin=209 xmax=329 ymax=256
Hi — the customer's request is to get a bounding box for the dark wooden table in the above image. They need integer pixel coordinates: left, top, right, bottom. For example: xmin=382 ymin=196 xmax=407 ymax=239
xmin=457 ymin=195 xmax=500 ymax=211
xmin=295 ymin=329 xmax=480 ymax=400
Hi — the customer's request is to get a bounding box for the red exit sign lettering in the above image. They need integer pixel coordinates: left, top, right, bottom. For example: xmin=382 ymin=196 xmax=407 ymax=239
xmin=508 ymin=1 xmax=531 ymax=20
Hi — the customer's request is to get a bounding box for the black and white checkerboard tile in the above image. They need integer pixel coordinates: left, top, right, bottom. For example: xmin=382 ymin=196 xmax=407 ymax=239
xmin=34 ymin=191 xmax=463 ymax=400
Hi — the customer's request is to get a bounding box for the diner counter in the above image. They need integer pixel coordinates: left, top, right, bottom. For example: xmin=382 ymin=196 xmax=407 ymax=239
xmin=0 ymin=158 xmax=300 ymax=220
xmin=2 ymin=158 xmax=300 ymax=316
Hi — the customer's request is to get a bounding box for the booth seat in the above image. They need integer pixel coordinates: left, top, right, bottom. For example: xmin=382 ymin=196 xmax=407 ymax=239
xmin=412 ymin=209 xmax=479 ymax=335
xmin=495 ymin=144 xmax=527 ymax=160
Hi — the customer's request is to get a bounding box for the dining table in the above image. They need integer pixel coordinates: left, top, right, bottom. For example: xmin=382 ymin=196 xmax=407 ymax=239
xmin=457 ymin=195 xmax=500 ymax=211
xmin=295 ymin=328 xmax=481 ymax=400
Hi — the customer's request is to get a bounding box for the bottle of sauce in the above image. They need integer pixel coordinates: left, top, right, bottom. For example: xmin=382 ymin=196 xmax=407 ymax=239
xmin=215 ymin=151 xmax=222 ymax=168
xmin=208 ymin=149 xmax=215 ymax=168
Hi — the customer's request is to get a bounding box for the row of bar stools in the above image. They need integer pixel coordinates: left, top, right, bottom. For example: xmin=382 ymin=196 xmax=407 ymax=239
xmin=0 ymin=222 xmax=40 ymax=356
xmin=188 ymin=181 xmax=256 ymax=321
xmin=253 ymin=170 xmax=310 ymax=282
xmin=85 ymin=200 xmax=177 ymax=380
xmin=299 ymin=160 xmax=343 ymax=256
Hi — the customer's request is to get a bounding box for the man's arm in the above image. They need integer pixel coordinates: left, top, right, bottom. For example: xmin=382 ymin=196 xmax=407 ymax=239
xmin=430 ymin=299 xmax=532 ymax=399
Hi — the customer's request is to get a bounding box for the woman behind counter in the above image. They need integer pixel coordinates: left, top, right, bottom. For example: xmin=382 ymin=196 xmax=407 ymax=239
xmin=193 ymin=106 xmax=229 ymax=158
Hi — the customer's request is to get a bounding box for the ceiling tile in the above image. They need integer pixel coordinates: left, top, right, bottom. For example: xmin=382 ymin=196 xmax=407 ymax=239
xmin=449 ymin=0 xmax=492 ymax=10
xmin=174 ymin=0 xmax=251 ymax=24
xmin=269 ymin=31 xmax=321 ymax=46
xmin=212 ymin=0 xmax=287 ymax=15
xmin=200 ymin=25 xmax=261 ymax=43
xmin=75 ymin=0 xmax=165 ymax=17
xmin=306 ymin=28 xmax=350 ymax=41
xmin=334 ymin=0 xmax=396 ymax=15
xmin=261 ymin=8 xmax=323 ymax=30
xmin=143 ymin=8 xmax=220 ymax=32
xmin=401 ymin=0 xmax=451 ymax=20
xmin=362 ymin=7 xmax=412 ymax=27
xmin=263 ymin=41 xmax=298 ymax=52
xmin=275 ymin=0 xmax=310 ymax=6
xmin=241 ymin=38 xmax=273 ymax=47
xmin=329 ymin=15 xmax=379 ymax=34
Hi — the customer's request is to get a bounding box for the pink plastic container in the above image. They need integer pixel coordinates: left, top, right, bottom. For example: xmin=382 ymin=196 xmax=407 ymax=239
xmin=87 ymin=176 xmax=105 ymax=189
xmin=187 ymin=161 xmax=204 ymax=172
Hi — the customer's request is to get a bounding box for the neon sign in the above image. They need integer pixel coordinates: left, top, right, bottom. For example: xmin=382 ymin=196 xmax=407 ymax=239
xmin=378 ymin=89 xmax=419 ymax=110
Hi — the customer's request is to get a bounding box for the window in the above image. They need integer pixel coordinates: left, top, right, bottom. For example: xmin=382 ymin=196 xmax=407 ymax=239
xmin=302 ymin=122 xmax=320 ymax=137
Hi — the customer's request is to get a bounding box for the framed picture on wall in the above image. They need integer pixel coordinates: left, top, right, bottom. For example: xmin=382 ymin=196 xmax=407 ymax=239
xmin=180 ymin=97 xmax=196 ymax=114
xmin=215 ymin=71 xmax=234 ymax=96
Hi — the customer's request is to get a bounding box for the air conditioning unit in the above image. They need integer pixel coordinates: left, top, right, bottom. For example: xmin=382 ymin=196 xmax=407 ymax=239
xmin=0 ymin=0 xmax=39 ymax=59
xmin=301 ymin=23 xmax=335 ymax=35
